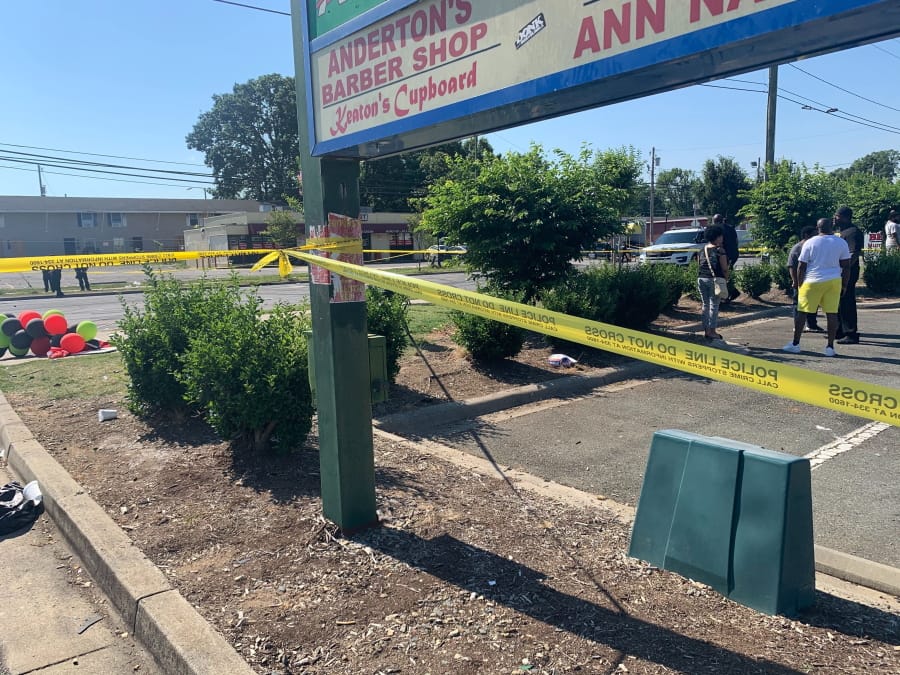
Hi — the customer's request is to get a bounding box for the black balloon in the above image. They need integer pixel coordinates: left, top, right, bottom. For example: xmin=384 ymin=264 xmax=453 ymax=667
xmin=25 ymin=318 xmax=48 ymax=339
xmin=10 ymin=330 xmax=33 ymax=350
xmin=1 ymin=317 xmax=22 ymax=337
xmin=85 ymin=339 xmax=101 ymax=350
xmin=0 ymin=347 xmax=6 ymax=358
xmin=50 ymin=334 xmax=63 ymax=348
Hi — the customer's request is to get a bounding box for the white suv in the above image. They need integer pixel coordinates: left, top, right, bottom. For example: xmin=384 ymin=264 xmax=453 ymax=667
xmin=638 ymin=227 xmax=705 ymax=265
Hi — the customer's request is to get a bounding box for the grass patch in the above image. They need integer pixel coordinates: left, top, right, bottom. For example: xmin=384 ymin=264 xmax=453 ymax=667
xmin=0 ymin=352 xmax=127 ymax=401
xmin=405 ymin=303 xmax=452 ymax=341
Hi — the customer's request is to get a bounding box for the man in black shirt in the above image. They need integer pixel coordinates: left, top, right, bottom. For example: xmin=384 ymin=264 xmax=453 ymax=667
xmin=834 ymin=206 xmax=863 ymax=344
xmin=720 ymin=215 xmax=740 ymax=304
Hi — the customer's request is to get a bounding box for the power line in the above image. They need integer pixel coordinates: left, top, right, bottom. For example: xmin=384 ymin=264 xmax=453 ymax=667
xmin=872 ymin=44 xmax=900 ymax=62
xmin=0 ymin=162 xmax=214 ymax=190
xmin=787 ymin=63 xmax=900 ymax=113
xmin=701 ymin=82 xmax=900 ymax=135
xmin=0 ymin=140 xmax=207 ymax=167
xmin=0 ymin=148 xmax=214 ymax=177
xmin=0 ymin=156 xmax=217 ymax=184
xmin=776 ymin=87 xmax=900 ymax=132
xmin=211 ymin=0 xmax=290 ymax=16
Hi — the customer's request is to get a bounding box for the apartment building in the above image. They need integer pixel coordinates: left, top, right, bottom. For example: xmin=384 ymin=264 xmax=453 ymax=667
xmin=0 ymin=196 xmax=263 ymax=257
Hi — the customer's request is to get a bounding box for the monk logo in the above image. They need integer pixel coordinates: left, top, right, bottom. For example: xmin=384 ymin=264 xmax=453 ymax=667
xmin=515 ymin=13 xmax=546 ymax=49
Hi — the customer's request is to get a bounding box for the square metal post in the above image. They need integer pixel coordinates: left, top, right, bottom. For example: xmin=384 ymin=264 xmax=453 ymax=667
xmin=292 ymin=6 xmax=377 ymax=531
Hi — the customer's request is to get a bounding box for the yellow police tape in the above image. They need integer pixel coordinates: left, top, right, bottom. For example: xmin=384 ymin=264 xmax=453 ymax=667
xmin=2 ymin=247 xmax=895 ymax=425
xmin=287 ymin=250 xmax=900 ymax=428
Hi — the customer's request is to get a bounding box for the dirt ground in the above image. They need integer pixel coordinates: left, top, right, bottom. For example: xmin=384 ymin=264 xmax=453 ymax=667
xmin=7 ymin=291 xmax=900 ymax=674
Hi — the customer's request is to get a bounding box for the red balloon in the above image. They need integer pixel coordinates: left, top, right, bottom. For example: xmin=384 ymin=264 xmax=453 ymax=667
xmin=18 ymin=311 xmax=41 ymax=327
xmin=44 ymin=314 xmax=68 ymax=336
xmin=60 ymin=333 xmax=86 ymax=353
xmin=30 ymin=336 xmax=51 ymax=356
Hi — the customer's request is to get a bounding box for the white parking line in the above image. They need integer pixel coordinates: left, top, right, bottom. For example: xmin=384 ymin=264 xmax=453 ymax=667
xmin=803 ymin=421 xmax=890 ymax=471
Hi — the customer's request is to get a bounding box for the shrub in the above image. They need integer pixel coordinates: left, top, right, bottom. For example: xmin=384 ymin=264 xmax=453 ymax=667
xmin=365 ymin=287 xmax=408 ymax=381
xmin=863 ymin=249 xmax=900 ymax=294
xmin=178 ymin=301 xmax=314 ymax=454
xmin=451 ymin=310 xmax=525 ymax=362
xmin=647 ymin=263 xmax=694 ymax=310
xmin=543 ymin=265 xmax=669 ymax=330
xmin=683 ymin=261 xmax=702 ymax=302
xmin=734 ymin=262 xmax=772 ymax=298
xmin=765 ymin=249 xmax=792 ymax=293
xmin=451 ymin=287 xmax=525 ymax=362
xmin=112 ymin=267 xmax=213 ymax=417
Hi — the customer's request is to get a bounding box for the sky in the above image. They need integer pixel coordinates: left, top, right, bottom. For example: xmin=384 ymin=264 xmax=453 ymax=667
xmin=1 ymin=0 xmax=899 ymax=200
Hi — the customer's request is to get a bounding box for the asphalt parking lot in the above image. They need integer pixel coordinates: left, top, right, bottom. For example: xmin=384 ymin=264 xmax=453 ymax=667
xmin=424 ymin=303 xmax=900 ymax=568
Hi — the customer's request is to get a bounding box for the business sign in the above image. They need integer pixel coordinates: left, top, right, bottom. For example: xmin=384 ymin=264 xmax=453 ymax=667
xmin=294 ymin=0 xmax=900 ymax=157
xmin=308 ymin=0 xmax=388 ymax=39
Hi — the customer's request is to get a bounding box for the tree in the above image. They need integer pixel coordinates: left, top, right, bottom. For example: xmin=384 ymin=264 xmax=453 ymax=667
xmin=831 ymin=149 xmax=900 ymax=182
xmin=360 ymin=140 xmax=496 ymax=212
xmin=418 ymin=145 xmax=628 ymax=302
xmin=262 ymin=209 xmax=302 ymax=248
xmin=187 ymin=74 xmax=299 ymax=202
xmin=655 ymin=168 xmax=699 ymax=217
xmin=696 ymin=156 xmax=751 ymax=220
xmin=738 ymin=161 xmax=837 ymax=249
xmin=836 ymin=174 xmax=900 ymax=232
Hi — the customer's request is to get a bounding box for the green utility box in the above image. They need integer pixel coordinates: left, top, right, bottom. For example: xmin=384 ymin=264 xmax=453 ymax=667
xmin=305 ymin=331 xmax=389 ymax=405
xmin=629 ymin=430 xmax=814 ymax=616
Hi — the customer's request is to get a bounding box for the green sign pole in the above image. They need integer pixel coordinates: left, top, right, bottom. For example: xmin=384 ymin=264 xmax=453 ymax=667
xmin=292 ymin=3 xmax=377 ymax=532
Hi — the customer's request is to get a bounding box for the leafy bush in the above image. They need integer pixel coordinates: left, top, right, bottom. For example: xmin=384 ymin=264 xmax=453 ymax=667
xmin=683 ymin=261 xmax=702 ymax=302
xmin=544 ymin=265 xmax=669 ymax=329
xmin=450 ymin=287 xmax=525 ymax=362
xmin=451 ymin=310 xmax=525 ymax=362
xmin=647 ymin=263 xmax=694 ymax=310
xmin=765 ymin=249 xmax=792 ymax=293
xmin=178 ymin=300 xmax=314 ymax=454
xmin=112 ymin=267 xmax=209 ymax=417
xmin=863 ymin=249 xmax=900 ymax=294
xmin=734 ymin=262 xmax=772 ymax=298
xmin=365 ymin=287 xmax=409 ymax=381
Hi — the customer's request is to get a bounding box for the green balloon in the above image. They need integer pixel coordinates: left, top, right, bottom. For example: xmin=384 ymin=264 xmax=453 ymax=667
xmin=76 ymin=321 xmax=98 ymax=341
xmin=9 ymin=343 xmax=29 ymax=358
xmin=42 ymin=309 xmax=64 ymax=319
xmin=0 ymin=332 xmax=9 ymax=349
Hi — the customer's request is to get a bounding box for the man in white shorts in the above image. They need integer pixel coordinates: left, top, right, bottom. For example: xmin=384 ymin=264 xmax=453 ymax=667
xmin=783 ymin=218 xmax=850 ymax=357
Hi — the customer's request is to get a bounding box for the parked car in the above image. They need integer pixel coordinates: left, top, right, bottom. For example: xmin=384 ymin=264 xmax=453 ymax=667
xmin=638 ymin=227 xmax=706 ymax=265
xmin=426 ymin=244 xmax=466 ymax=265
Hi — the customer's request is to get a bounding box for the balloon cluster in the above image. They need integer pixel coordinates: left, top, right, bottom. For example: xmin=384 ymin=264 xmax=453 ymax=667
xmin=0 ymin=310 xmax=100 ymax=359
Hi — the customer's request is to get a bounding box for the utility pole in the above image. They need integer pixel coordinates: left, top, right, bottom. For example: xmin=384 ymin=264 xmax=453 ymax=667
xmin=648 ymin=147 xmax=658 ymax=244
xmin=37 ymin=163 xmax=46 ymax=196
xmin=765 ymin=65 xmax=778 ymax=174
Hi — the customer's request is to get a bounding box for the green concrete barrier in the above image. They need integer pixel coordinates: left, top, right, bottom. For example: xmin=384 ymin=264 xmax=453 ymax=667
xmin=629 ymin=430 xmax=814 ymax=616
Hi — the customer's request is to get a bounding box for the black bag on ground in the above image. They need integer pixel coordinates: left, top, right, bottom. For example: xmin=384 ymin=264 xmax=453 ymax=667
xmin=0 ymin=481 xmax=44 ymax=535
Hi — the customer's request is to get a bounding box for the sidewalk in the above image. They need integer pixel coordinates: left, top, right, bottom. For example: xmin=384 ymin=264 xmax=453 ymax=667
xmin=0 ymin=467 xmax=159 ymax=675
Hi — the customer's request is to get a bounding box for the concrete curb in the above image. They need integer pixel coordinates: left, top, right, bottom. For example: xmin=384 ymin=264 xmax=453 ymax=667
xmin=814 ymin=545 xmax=900 ymax=597
xmin=0 ymin=392 xmax=254 ymax=675
xmin=376 ymin=361 xmax=664 ymax=434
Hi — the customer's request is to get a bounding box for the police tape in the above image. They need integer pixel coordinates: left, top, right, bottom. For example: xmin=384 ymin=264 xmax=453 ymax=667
xmin=0 ymin=242 xmax=356 ymax=274
xmin=289 ymin=250 xmax=900 ymax=428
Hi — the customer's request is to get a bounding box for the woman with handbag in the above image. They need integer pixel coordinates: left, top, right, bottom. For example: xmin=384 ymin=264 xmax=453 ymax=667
xmin=697 ymin=224 xmax=730 ymax=341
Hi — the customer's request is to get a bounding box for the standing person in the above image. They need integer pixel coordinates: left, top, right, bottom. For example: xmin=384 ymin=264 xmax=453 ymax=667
xmin=720 ymin=215 xmax=741 ymax=304
xmin=41 ymin=269 xmax=52 ymax=293
xmin=885 ymin=210 xmax=899 ymax=251
xmin=49 ymin=269 xmax=64 ymax=298
xmin=783 ymin=218 xmax=850 ymax=357
xmin=787 ymin=226 xmax=824 ymax=333
xmin=834 ymin=206 xmax=863 ymax=344
xmin=74 ymin=267 xmax=91 ymax=291
xmin=697 ymin=224 xmax=729 ymax=341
